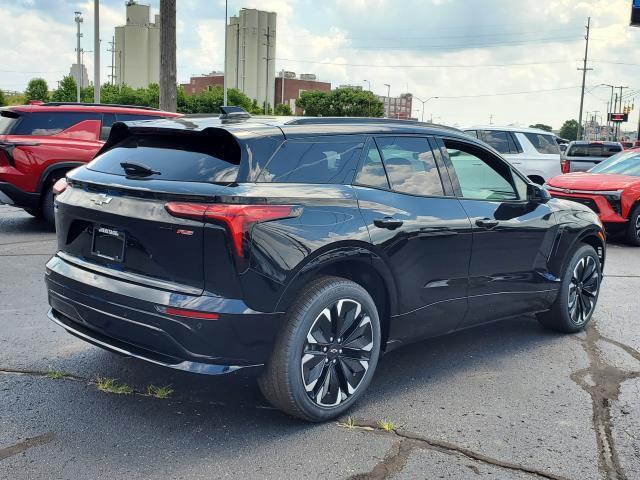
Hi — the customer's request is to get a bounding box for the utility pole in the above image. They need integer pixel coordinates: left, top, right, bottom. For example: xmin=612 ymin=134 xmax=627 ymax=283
xmin=94 ymin=0 xmax=100 ymax=103
xmin=107 ymin=36 xmax=115 ymax=84
xmin=415 ymin=96 xmax=438 ymax=123
xmin=263 ymin=25 xmax=275 ymax=114
xmin=489 ymin=114 xmax=494 ymax=125
xmin=577 ymin=17 xmax=592 ymax=141
xmin=384 ymin=84 xmax=391 ymax=118
xmin=616 ymin=86 xmax=629 ymax=140
xmin=223 ymin=0 xmax=227 ymax=107
xmin=74 ymin=11 xmax=83 ymax=102
xmin=159 ymin=0 xmax=177 ymax=112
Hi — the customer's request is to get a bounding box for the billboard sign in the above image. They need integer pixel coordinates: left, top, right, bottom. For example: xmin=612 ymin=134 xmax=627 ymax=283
xmin=609 ymin=113 xmax=629 ymax=122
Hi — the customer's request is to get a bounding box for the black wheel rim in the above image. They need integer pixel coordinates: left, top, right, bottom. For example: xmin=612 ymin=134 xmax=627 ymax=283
xmin=301 ymin=299 xmax=374 ymax=407
xmin=635 ymin=215 xmax=640 ymax=239
xmin=568 ymin=255 xmax=600 ymax=325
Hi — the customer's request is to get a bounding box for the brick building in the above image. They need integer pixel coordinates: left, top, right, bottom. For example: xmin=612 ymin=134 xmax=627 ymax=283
xmin=274 ymin=73 xmax=331 ymax=114
xmin=180 ymin=73 xmax=224 ymax=96
xmin=377 ymin=93 xmax=413 ymax=119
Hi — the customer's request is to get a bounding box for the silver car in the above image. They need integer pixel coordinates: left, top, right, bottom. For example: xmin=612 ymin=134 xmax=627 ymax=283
xmin=562 ymin=141 xmax=623 ymax=173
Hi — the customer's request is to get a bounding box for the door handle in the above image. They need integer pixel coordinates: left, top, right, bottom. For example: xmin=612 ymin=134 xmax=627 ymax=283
xmin=374 ymin=217 xmax=404 ymax=230
xmin=475 ymin=218 xmax=499 ymax=229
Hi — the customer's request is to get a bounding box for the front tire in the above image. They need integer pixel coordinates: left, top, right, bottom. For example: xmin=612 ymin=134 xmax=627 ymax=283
xmin=258 ymin=276 xmax=381 ymax=422
xmin=41 ymin=184 xmax=56 ymax=228
xmin=538 ymin=244 xmax=601 ymax=333
xmin=624 ymin=204 xmax=640 ymax=246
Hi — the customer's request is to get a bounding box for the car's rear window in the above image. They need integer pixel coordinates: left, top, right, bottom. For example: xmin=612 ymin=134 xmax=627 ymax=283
xmin=567 ymin=143 xmax=622 ymax=157
xmin=12 ymin=112 xmax=101 ymax=136
xmin=523 ymin=132 xmax=559 ymax=154
xmin=256 ymin=137 xmax=363 ymax=184
xmin=87 ymin=133 xmax=240 ymax=183
xmin=0 ymin=110 xmax=20 ymax=135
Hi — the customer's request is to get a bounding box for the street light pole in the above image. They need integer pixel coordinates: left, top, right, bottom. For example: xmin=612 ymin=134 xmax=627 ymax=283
xmin=577 ymin=17 xmax=592 ymax=140
xmin=94 ymin=0 xmax=100 ymax=103
xmin=363 ymin=79 xmax=370 ymax=91
xmin=223 ymin=0 xmax=228 ymax=107
xmin=415 ymin=96 xmax=438 ymax=123
xmin=74 ymin=11 xmax=83 ymax=103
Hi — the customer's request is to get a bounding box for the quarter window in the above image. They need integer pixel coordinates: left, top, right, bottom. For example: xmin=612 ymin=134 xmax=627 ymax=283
xmin=444 ymin=139 xmax=519 ymax=201
xmin=257 ymin=138 xmax=363 ymax=184
xmin=375 ymin=136 xmax=444 ymax=196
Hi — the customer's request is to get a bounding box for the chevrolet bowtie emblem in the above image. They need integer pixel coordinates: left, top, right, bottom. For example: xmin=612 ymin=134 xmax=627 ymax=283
xmin=91 ymin=193 xmax=113 ymax=206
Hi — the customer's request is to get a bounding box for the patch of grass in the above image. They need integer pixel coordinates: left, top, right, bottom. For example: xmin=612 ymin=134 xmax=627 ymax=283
xmin=96 ymin=377 xmax=133 ymax=395
xmin=46 ymin=369 xmax=65 ymax=380
xmin=147 ymin=384 xmax=173 ymax=399
xmin=378 ymin=420 xmax=396 ymax=432
xmin=340 ymin=417 xmax=356 ymax=429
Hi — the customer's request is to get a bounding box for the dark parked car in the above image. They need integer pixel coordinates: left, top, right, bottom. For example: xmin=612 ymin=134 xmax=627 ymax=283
xmin=46 ymin=112 xmax=606 ymax=421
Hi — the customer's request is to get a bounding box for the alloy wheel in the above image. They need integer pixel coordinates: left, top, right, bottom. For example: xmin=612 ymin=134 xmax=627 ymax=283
xmin=567 ymin=255 xmax=600 ymax=325
xmin=635 ymin=215 xmax=640 ymax=239
xmin=301 ymin=299 xmax=374 ymax=407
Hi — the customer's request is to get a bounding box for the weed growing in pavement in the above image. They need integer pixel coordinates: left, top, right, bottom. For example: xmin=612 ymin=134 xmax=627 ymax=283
xmin=378 ymin=420 xmax=396 ymax=432
xmin=341 ymin=417 xmax=356 ymax=429
xmin=46 ymin=369 xmax=65 ymax=380
xmin=96 ymin=377 xmax=133 ymax=395
xmin=147 ymin=384 xmax=173 ymax=399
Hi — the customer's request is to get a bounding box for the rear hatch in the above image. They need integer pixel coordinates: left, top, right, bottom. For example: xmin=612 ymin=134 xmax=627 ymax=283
xmin=55 ymin=125 xmax=245 ymax=295
xmin=565 ymin=143 xmax=622 ymax=172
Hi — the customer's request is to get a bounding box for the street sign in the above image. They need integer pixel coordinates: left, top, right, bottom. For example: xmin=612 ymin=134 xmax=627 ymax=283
xmin=609 ymin=113 xmax=629 ymax=122
xmin=632 ymin=0 xmax=640 ymax=27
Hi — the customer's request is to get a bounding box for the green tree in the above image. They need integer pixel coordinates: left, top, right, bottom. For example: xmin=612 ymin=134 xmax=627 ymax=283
xmin=81 ymin=85 xmax=95 ymax=103
xmin=249 ymin=99 xmax=263 ymax=115
xmin=274 ymin=103 xmax=293 ymax=116
xmin=529 ymin=123 xmax=553 ymax=132
xmin=25 ymin=78 xmax=49 ymax=102
xmin=0 ymin=89 xmax=6 ymax=107
xmin=297 ymin=88 xmax=384 ymax=117
xmin=559 ymin=119 xmax=580 ymax=141
xmin=51 ymin=76 xmax=77 ymax=102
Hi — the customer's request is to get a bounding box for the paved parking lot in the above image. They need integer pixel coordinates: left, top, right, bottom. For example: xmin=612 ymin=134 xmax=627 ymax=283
xmin=1 ymin=204 xmax=639 ymax=480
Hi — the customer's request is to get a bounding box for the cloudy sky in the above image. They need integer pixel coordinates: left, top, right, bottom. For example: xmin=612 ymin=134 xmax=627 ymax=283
xmin=1 ymin=0 xmax=638 ymax=130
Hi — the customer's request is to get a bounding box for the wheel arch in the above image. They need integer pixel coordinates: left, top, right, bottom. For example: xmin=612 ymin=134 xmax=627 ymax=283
xmin=274 ymin=246 xmax=398 ymax=350
xmin=37 ymin=162 xmax=83 ymax=194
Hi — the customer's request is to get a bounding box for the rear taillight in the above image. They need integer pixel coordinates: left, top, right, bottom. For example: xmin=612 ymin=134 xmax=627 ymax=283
xmin=155 ymin=305 xmax=219 ymax=320
xmin=165 ymin=202 xmax=300 ymax=257
xmin=561 ymin=158 xmax=570 ymax=174
xmin=52 ymin=177 xmax=68 ymax=195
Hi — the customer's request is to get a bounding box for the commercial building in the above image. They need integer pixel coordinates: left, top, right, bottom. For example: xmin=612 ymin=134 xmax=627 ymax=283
xmin=113 ymin=1 xmax=160 ymax=89
xmin=274 ymin=72 xmax=331 ymax=114
xmin=181 ymin=72 xmax=225 ymax=96
xmin=69 ymin=63 xmax=89 ymax=89
xmin=377 ymin=93 xmax=413 ymax=119
xmin=225 ymin=8 xmax=277 ymax=110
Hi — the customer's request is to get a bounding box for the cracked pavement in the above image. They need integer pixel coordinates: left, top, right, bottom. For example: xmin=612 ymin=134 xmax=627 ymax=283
xmin=1 ymin=205 xmax=639 ymax=479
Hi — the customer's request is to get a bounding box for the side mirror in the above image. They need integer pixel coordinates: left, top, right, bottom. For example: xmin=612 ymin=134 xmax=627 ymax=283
xmin=527 ymin=183 xmax=551 ymax=203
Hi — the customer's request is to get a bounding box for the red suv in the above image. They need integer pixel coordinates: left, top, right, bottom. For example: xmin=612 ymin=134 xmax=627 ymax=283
xmin=0 ymin=102 xmax=179 ymax=224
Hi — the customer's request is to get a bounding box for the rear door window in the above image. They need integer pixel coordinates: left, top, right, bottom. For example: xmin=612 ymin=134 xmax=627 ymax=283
xmin=354 ymin=140 xmax=390 ymax=189
xmin=479 ymin=130 xmax=511 ymax=154
xmin=523 ymin=132 xmax=560 ymax=154
xmin=257 ymin=136 xmax=363 ymax=184
xmin=375 ymin=136 xmax=444 ymax=196
xmin=12 ymin=112 xmax=100 ymax=136
xmin=101 ymin=113 xmax=116 ymax=141
xmin=88 ymin=132 xmax=241 ymax=183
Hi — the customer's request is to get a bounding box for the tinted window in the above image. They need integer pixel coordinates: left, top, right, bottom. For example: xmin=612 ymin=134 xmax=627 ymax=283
xmin=257 ymin=138 xmax=362 ymax=184
xmin=101 ymin=113 xmax=117 ymax=141
xmin=445 ymin=139 xmax=518 ymax=201
xmin=12 ymin=112 xmax=100 ymax=136
xmin=0 ymin=110 xmax=19 ymax=135
xmin=590 ymin=150 xmax=640 ymax=176
xmin=376 ymin=136 xmax=444 ymax=196
xmin=464 ymin=130 xmax=479 ymax=139
xmin=116 ymin=113 xmax=163 ymax=122
xmin=480 ymin=130 xmax=511 ymax=154
xmin=567 ymin=143 xmax=622 ymax=157
xmin=355 ymin=141 xmax=389 ymax=189
xmin=523 ymin=132 xmax=560 ymax=154
xmin=88 ymin=133 xmax=240 ymax=183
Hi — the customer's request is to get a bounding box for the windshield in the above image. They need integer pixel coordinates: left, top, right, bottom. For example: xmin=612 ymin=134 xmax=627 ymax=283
xmin=589 ymin=150 xmax=640 ymax=176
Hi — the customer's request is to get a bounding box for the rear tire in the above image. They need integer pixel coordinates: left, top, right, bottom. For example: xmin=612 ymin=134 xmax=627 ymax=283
xmin=537 ymin=244 xmax=601 ymax=333
xmin=624 ymin=204 xmax=640 ymax=246
xmin=41 ymin=184 xmax=56 ymax=228
xmin=258 ymin=276 xmax=381 ymax=422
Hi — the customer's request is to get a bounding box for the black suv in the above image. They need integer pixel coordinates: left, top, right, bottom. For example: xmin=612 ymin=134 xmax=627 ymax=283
xmin=46 ymin=112 xmax=605 ymax=421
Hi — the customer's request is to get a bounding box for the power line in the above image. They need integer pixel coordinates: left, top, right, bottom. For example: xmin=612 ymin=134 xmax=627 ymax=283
xmin=276 ymin=58 xmax=577 ymax=68
xmin=436 ymin=85 xmax=582 ymax=99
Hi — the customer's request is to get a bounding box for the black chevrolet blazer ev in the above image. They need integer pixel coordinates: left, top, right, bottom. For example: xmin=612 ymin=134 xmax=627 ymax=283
xmin=45 ymin=113 xmax=605 ymax=421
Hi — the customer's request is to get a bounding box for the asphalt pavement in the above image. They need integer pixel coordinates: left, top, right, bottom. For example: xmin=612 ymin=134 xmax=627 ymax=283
xmin=1 ymin=204 xmax=639 ymax=480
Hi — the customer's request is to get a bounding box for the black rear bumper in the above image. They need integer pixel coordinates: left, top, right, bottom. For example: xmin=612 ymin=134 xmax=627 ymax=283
xmin=45 ymin=254 xmax=284 ymax=375
xmin=0 ymin=181 xmax=40 ymax=209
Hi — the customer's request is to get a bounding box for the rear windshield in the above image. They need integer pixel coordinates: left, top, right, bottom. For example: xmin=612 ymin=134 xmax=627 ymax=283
xmin=0 ymin=110 xmax=20 ymax=135
xmin=589 ymin=150 xmax=640 ymax=176
xmin=566 ymin=143 xmax=622 ymax=158
xmin=87 ymin=133 xmax=240 ymax=183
